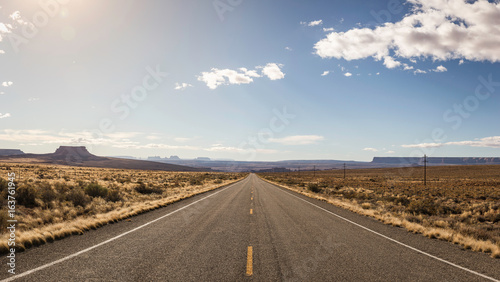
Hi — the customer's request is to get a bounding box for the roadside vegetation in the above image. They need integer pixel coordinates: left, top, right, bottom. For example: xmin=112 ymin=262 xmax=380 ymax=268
xmin=259 ymin=165 xmax=500 ymax=258
xmin=0 ymin=163 xmax=246 ymax=253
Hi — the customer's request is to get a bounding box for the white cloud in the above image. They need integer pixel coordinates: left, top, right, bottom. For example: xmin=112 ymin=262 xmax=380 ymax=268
xmin=459 ymin=59 xmax=464 ymax=65
xmin=174 ymin=137 xmax=193 ymax=143
xmin=0 ymin=23 xmax=10 ymax=33
xmin=198 ymin=63 xmax=284 ymax=89
xmin=0 ymin=92 xmax=4 ymax=95
xmin=285 ymin=46 xmax=292 ymax=51
xmin=402 ymin=136 xmax=500 ymax=149
xmin=363 ymin=147 xmax=378 ymax=152
xmin=323 ymin=27 xmax=334 ymax=32
xmin=28 ymin=97 xmax=39 ymax=102
xmin=446 ymin=136 xmax=500 ymax=148
xmin=383 ymin=56 xmax=401 ymax=69
xmin=2 ymin=81 xmax=13 ymax=87
xmin=434 ymin=65 xmax=447 ymax=72
xmin=0 ymin=50 xmax=5 ymax=54
xmin=414 ymin=69 xmax=427 ymax=74
xmin=198 ymin=68 xmax=256 ymax=90
xmin=314 ymin=0 xmax=500 ymax=69
xmin=344 ymin=72 xmax=352 ymax=77
xmin=401 ymin=142 xmax=442 ymax=148
xmin=385 ymin=150 xmax=395 ymax=154
xmin=174 ymin=82 xmax=193 ymax=90
xmin=321 ymin=71 xmax=330 ymax=76
xmin=261 ymin=63 xmax=285 ymax=80
xmin=376 ymin=72 xmax=380 ymax=75
xmin=269 ymin=135 xmax=324 ymax=145
xmin=302 ymin=19 xmax=323 ymax=27
xmin=403 ymin=64 xmax=414 ymax=70
xmin=0 ymin=113 xmax=11 ymax=119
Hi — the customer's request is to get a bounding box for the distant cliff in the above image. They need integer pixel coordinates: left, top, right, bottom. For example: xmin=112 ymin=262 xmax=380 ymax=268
xmin=0 ymin=149 xmax=25 ymax=156
xmin=372 ymin=157 xmax=500 ymax=165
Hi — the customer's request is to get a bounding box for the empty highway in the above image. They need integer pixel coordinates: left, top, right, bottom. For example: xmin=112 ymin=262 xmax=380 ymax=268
xmin=1 ymin=174 xmax=499 ymax=281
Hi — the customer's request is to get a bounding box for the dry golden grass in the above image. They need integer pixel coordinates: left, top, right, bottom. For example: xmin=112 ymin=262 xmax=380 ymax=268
xmin=259 ymin=165 xmax=500 ymax=258
xmin=0 ymin=163 xmax=247 ymax=253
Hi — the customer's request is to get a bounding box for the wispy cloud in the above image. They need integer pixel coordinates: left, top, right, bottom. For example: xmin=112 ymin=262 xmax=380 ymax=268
xmin=301 ymin=19 xmax=323 ymax=27
xmin=269 ymin=135 xmax=324 ymax=145
xmin=363 ymin=147 xmax=378 ymax=152
xmin=402 ymin=136 xmax=500 ymax=149
xmin=0 ymin=113 xmax=11 ymax=119
xmin=321 ymin=71 xmax=330 ymax=76
xmin=323 ymin=27 xmax=334 ymax=32
xmin=314 ymin=0 xmax=500 ymax=70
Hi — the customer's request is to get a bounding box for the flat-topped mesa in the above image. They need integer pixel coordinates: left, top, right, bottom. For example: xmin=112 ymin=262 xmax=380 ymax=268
xmin=0 ymin=149 xmax=25 ymax=156
xmin=52 ymin=146 xmax=103 ymax=161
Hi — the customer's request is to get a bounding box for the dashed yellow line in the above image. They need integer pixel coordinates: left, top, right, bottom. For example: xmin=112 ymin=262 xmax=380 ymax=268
xmin=246 ymin=246 xmax=253 ymax=276
xmin=250 ymin=209 xmax=253 ymax=214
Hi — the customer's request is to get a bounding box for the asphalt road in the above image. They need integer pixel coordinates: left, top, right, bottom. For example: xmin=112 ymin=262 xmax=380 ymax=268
xmin=1 ymin=174 xmax=499 ymax=281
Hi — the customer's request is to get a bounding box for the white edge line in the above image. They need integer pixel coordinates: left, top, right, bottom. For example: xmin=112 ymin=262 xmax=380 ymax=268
xmin=1 ymin=181 xmax=241 ymax=282
xmin=271 ymin=182 xmax=499 ymax=282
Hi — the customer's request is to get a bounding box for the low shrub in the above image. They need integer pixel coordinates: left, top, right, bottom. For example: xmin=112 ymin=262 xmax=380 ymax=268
xmin=17 ymin=184 xmax=39 ymax=208
xmin=66 ymin=189 xmax=90 ymax=207
xmin=308 ymin=183 xmax=321 ymax=193
xmin=84 ymin=183 xmax=108 ymax=198
xmin=135 ymin=182 xmax=162 ymax=194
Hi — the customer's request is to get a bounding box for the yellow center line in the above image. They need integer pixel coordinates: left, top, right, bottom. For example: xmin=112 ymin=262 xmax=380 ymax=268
xmin=246 ymin=246 xmax=253 ymax=276
xmin=250 ymin=209 xmax=253 ymax=214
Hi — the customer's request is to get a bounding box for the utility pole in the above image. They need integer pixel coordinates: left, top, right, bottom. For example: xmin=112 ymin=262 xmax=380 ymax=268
xmin=423 ymin=154 xmax=427 ymax=186
xmin=343 ymin=163 xmax=346 ymax=179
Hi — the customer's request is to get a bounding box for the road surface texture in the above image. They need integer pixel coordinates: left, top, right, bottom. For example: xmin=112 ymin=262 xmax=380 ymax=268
xmin=1 ymin=174 xmax=499 ymax=281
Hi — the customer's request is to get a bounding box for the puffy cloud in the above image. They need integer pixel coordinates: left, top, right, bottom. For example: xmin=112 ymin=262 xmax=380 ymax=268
xmin=174 ymin=82 xmax=193 ymax=90
xmin=198 ymin=68 xmax=256 ymax=90
xmin=261 ymin=63 xmax=285 ymax=80
xmin=321 ymin=71 xmax=330 ymax=76
xmin=198 ymin=63 xmax=284 ymax=89
xmin=414 ymin=69 xmax=427 ymax=74
xmin=269 ymin=135 xmax=324 ymax=145
xmin=314 ymin=0 xmax=500 ymax=69
xmin=383 ymin=56 xmax=401 ymax=69
xmin=434 ymin=65 xmax=447 ymax=72
xmin=2 ymin=81 xmax=13 ymax=87
xmin=344 ymin=72 xmax=352 ymax=77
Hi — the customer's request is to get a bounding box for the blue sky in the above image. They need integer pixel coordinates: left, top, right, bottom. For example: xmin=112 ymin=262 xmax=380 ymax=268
xmin=0 ymin=0 xmax=499 ymax=161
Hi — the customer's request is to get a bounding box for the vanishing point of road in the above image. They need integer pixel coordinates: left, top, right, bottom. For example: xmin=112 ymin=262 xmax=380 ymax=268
xmin=1 ymin=174 xmax=499 ymax=281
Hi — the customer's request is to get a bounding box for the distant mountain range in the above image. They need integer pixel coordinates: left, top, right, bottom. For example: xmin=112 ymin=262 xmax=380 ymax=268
xmin=0 ymin=146 xmax=207 ymax=172
xmin=0 ymin=147 xmax=499 ymax=172
xmin=140 ymin=156 xmax=500 ymax=172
